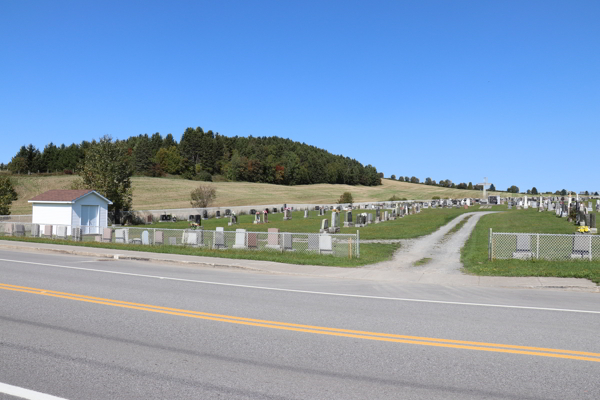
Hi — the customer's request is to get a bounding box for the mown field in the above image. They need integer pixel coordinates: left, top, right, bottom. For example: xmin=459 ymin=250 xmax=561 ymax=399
xmin=6 ymin=173 xmax=503 ymax=214
xmin=462 ymin=206 xmax=600 ymax=284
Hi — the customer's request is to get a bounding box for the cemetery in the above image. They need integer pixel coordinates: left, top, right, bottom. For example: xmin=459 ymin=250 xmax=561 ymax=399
xmin=1 ymin=191 xmax=598 ymax=280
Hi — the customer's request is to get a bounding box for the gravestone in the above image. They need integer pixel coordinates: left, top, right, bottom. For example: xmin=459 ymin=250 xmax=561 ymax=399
xmin=585 ymin=214 xmax=591 ymax=227
xmin=304 ymin=210 xmax=308 ymax=218
xmin=188 ymin=215 xmax=195 ymax=222
xmin=282 ymin=233 xmax=293 ymax=251
xmin=250 ymin=209 xmax=256 ymax=215
xmin=155 ymin=231 xmax=164 ymax=245
xmin=571 ymin=235 xmax=591 ymax=259
xmin=56 ymin=226 xmax=67 ymax=239
xmin=247 ymin=233 xmax=258 ymax=249
xmin=330 ymin=212 xmax=340 ymax=233
xmin=319 ymin=234 xmax=333 ymax=253
xmin=184 ymin=231 xmax=198 ymax=246
xmin=320 ymin=219 xmax=329 ymax=233
xmin=308 ymin=234 xmax=319 ymax=251
xmin=266 ymin=228 xmax=280 ymax=250
xmin=203 ymin=210 xmax=208 ymax=219
xmin=216 ymin=211 xmax=221 ymax=219
xmin=225 ymin=209 xmax=231 ymax=217
xmin=228 ymin=214 xmax=237 ymax=226
xmin=15 ymin=224 xmax=25 ymax=237
xmin=262 ymin=212 xmax=268 ymax=224
xmin=147 ymin=215 xmax=153 ymax=224
xmin=72 ymin=227 xmax=81 ymax=242
xmin=590 ymin=214 xmax=597 ymax=233
xmin=142 ymin=231 xmax=150 ymax=245
xmin=30 ymin=224 xmax=39 ymax=237
xmin=272 ymin=207 xmax=278 ymax=213
xmin=43 ymin=225 xmax=52 ymax=238
xmin=195 ymin=215 xmax=202 ymax=223
xmin=233 ymin=229 xmax=247 ymax=249
xmin=384 ymin=211 xmax=389 ymax=221
xmin=283 ymin=209 xmax=292 ymax=221
xmin=513 ymin=234 xmax=533 ymax=259
xmin=344 ymin=211 xmax=353 ymax=228
xmin=115 ymin=229 xmax=128 ymax=244
xmin=367 ymin=213 xmax=373 ymax=224
xmin=253 ymin=212 xmax=261 ymax=224
xmin=214 ymin=227 xmax=226 ymax=249
xmin=102 ymin=228 xmax=112 ymax=242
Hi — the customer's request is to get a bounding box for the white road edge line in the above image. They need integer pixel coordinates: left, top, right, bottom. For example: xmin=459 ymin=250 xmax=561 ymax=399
xmin=1 ymin=257 xmax=599 ymax=314
xmin=0 ymin=382 xmax=69 ymax=400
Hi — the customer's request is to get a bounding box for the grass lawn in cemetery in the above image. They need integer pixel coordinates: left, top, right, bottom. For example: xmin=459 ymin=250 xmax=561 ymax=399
xmin=461 ymin=207 xmax=600 ymax=285
xmin=144 ymin=205 xmax=511 ymax=240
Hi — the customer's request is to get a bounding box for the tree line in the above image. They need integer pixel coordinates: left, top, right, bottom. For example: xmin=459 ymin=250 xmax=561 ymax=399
xmin=388 ymin=175 xmax=496 ymax=192
xmin=4 ymin=128 xmax=382 ymax=186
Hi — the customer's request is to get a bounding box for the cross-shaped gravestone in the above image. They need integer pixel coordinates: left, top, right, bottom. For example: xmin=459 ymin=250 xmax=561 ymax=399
xmin=478 ymin=177 xmax=491 ymax=200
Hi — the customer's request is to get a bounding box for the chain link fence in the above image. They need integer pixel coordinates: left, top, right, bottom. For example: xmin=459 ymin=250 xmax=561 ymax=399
xmin=0 ymin=222 xmax=359 ymax=258
xmin=0 ymin=215 xmax=32 ymax=223
xmin=490 ymin=230 xmax=600 ymax=261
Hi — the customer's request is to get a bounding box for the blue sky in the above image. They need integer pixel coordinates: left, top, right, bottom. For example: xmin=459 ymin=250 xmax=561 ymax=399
xmin=1 ymin=1 xmax=598 ymax=193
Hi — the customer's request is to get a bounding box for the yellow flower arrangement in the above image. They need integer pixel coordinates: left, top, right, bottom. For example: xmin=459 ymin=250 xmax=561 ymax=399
xmin=577 ymin=226 xmax=590 ymax=233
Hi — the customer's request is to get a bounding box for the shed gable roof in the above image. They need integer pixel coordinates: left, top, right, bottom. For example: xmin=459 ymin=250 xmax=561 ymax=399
xmin=29 ymin=190 xmax=112 ymax=204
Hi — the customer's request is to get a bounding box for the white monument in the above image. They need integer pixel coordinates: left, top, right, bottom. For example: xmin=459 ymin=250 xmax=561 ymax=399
xmin=478 ymin=177 xmax=491 ymax=199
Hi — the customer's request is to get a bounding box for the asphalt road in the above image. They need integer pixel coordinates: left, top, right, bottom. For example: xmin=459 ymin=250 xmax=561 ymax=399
xmin=1 ymin=249 xmax=599 ymax=400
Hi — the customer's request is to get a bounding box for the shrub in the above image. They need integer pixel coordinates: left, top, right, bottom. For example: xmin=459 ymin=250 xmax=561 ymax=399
xmin=337 ymin=192 xmax=353 ymax=204
xmin=432 ymin=196 xmax=440 ymax=200
xmin=190 ymin=185 xmax=217 ymax=208
xmin=192 ymin=171 xmax=212 ymax=182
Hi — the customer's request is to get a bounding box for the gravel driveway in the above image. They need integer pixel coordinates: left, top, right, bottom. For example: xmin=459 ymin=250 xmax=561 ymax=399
xmin=365 ymin=211 xmax=497 ymax=274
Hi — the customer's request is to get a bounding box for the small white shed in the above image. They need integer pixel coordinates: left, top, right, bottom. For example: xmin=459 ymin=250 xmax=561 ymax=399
xmin=29 ymin=190 xmax=113 ymax=234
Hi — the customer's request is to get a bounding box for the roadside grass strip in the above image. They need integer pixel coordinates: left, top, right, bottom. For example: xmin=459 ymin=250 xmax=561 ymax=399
xmin=2 ymin=282 xmax=600 ymax=363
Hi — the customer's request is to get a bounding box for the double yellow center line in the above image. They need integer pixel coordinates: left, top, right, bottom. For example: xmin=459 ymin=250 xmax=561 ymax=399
xmin=2 ymin=282 xmax=599 ymax=362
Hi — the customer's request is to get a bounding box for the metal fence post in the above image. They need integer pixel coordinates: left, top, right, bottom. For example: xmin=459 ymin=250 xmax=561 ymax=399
xmin=488 ymin=228 xmax=492 ymax=261
xmin=590 ymin=235 xmax=593 ymax=261
xmin=356 ymin=230 xmax=360 ymax=258
xmin=536 ymin=234 xmax=540 ymax=260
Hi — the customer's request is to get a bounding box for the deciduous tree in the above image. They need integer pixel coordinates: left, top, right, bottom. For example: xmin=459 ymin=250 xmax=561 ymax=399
xmin=75 ymin=136 xmax=133 ymax=215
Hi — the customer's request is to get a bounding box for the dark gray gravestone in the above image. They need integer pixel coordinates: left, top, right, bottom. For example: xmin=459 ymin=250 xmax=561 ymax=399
xmin=590 ymin=214 xmax=596 ymax=229
xmin=203 ymin=210 xmax=208 ymax=219
xmin=282 ymin=233 xmax=293 ymax=251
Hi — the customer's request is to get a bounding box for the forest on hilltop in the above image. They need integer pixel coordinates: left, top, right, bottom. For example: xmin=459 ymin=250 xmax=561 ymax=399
xmin=3 ymin=128 xmax=382 ymax=187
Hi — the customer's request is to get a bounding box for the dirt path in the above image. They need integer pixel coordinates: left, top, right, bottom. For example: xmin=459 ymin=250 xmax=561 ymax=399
xmin=365 ymin=211 xmax=497 ymax=274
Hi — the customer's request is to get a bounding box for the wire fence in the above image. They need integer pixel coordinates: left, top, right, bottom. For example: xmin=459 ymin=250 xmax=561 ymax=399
xmin=0 ymin=222 xmax=360 ymax=258
xmin=0 ymin=215 xmax=32 ymax=223
xmin=490 ymin=230 xmax=600 ymax=261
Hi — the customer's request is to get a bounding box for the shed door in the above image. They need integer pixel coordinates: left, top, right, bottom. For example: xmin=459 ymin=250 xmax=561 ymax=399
xmin=81 ymin=205 xmax=99 ymax=234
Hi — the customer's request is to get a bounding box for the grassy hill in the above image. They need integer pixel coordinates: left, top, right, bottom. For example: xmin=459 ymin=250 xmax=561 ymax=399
xmin=6 ymin=174 xmax=503 ymax=214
